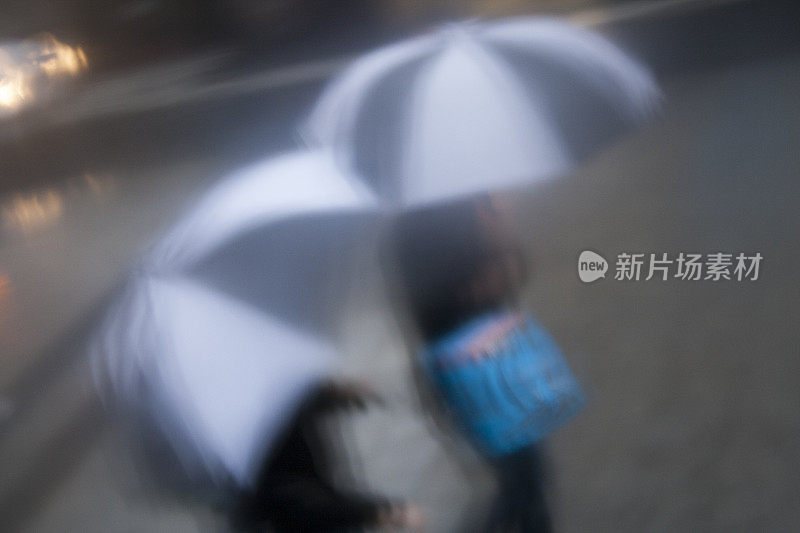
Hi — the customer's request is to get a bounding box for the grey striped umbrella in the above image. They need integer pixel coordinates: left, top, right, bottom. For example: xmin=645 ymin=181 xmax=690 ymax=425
xmin=304 ymin=17 xmax=659 ymax=207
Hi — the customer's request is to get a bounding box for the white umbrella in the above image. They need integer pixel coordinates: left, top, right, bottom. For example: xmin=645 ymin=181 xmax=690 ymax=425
xmin=303 ymin=17 xmax=660 ymax=207
xmin=148 ymin=149 xmax=380 ymax=337
xmin=93 ymin=149 xmax=380 ymax=492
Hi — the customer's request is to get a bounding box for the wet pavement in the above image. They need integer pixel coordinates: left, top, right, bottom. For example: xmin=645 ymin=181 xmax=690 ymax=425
xmin=1 ymin=1 xmax=799 ymax=531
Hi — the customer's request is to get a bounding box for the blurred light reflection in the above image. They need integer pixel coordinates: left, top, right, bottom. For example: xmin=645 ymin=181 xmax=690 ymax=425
xmin=0 ymin=33 xmax=88 ymax=116
xmin=0 ymin=274 xmax=10 ymax=297
xmin=33 ymin=33 xmax=89 ymax=77
xmin=0 ymin=173 xmax=114 ymax=236
xmin=1 ymin=189 xmax=64 ymax=234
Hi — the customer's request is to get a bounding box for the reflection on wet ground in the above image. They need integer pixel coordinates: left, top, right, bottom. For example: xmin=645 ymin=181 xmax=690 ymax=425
xmin=1 ymin=174 xmax=113 ymax=237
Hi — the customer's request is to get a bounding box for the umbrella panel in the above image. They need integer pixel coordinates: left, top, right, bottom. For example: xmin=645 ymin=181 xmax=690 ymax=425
xmin=189 ymin=211 xmax=376 ymax=338
xmin=492 ymin=44 xmax=637 ymax=162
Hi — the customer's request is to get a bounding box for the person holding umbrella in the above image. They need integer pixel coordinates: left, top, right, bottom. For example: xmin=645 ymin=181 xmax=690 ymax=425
xmin=303 ymin=17 xmax=659 ymax=532
xmin=387 ymin=192 xmax=575 ymax=532
xmin=93 ymin=150 xmax=424 ymax=532
xmin=234 ymin=379 xmax=426 ymax=531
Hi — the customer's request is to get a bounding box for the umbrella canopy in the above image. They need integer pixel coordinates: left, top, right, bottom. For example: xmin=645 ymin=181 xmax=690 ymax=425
xmin=147 ymin=149 xmax=380 ymax=337
xmin=94 ymin=149 xmax=380 ymax=491
xmin=303 ymin=17 xmax=660 ymax=207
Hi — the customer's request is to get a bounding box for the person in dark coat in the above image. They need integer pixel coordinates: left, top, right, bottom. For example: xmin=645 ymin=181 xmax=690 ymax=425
xmin=234 ymin=380 xmax=425 ymax=532
xmin=385 ymin=194 xmax=553 ymax=533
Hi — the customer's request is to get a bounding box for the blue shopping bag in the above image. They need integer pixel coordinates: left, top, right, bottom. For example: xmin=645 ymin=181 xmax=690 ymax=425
xmin=422 ymin=309 xmax=585 ymax=456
